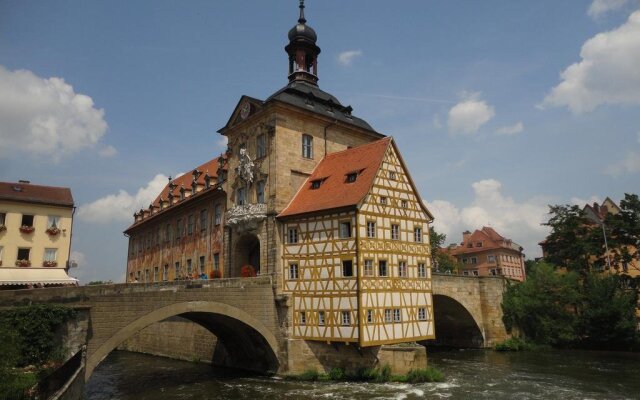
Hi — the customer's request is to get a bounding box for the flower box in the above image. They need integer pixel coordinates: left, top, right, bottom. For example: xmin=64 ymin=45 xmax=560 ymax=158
xmin=209 ymin=270 xmax=221 ymax=279
xmin=240 ymin=265 xmax=256 ymax=278
xmin=15 ymin=259 xmax=31 ymax=267
xmin=45 ymin=227 xmax=61 ymax=236
xmin=43 ymin=261 xmax=57 ymax=268
xmin=19 ymin=225 xmax=35 ymax=234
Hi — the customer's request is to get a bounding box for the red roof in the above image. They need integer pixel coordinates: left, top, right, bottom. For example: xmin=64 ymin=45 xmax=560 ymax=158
xmin=151 ymin=157 xmax=223 ymax=208
xmin=450 ymin=226 xmax=522 ymax=255
xmin=0 ymin=181 xmax=73 ymax=207
xmin=278 ymin=138 xmax=391 ymax=218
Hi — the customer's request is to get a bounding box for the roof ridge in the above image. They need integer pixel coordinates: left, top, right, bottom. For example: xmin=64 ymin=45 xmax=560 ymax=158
xmin=323 ymin=136 xmax=391 ymax=159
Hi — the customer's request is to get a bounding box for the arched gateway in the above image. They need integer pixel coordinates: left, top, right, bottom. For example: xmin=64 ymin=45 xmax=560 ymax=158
xmin=233 ymin=234 xmax=261 ymax=276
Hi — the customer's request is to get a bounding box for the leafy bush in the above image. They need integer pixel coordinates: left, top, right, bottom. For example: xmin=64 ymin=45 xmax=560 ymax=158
xmin=405 ymin=367 xmax=444 ymax=383
xmin=297 ymin=369 xmax=320 ymax=381
xmin=327 ymin=367 xmax=345 ymax=380
xmin=494 ymin=337 xmax=535 ymax=352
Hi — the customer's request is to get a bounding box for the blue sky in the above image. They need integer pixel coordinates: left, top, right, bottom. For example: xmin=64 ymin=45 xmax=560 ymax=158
xmin=1 ymin=0 xmax=639 ymax=282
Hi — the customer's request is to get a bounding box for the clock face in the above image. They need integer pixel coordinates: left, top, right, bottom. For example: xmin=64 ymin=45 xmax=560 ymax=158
xmin=240 ymin=102 xmax=250 ymax=120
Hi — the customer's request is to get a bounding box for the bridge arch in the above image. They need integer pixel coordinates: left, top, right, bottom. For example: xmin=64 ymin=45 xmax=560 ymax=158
xmin=430 ymin=294 xmax=484 ymax=348
xmin=85 ymin=301 xmax=279 ymax=380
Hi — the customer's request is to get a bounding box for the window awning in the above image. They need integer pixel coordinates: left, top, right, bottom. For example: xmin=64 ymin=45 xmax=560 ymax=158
xmin=0 ymin=268 xmax=78 ymax=286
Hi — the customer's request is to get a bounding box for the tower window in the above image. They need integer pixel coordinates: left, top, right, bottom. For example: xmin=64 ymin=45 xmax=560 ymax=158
xmin=256 ymin=181 xmax=266 ymax=204
xmin=302 ymin=134 xmax=313 ymax=159
xmin=256 ymin=134 xmax=266 ymax=158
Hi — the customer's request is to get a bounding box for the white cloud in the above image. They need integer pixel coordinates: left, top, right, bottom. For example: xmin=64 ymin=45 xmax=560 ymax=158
xmin=77 ymin=174 xmax=169 ymax=223
xmin=541 ymin=11 xmax=640 ymax=113
xmin=337 ymin=50 xmax=363 ymax=66
xmin=98 ymin=145 xmax=118 ymax=158
xmin=426 ymin=179 xmax=550 ymax=257
xmin=496 ymin=122 xmax=524 ymax=135
xmin=447 ymin=93 xmax=495 ymax=135
xmin=587 ymin=0 xmax=628 ymax=18
xmin=605 ymin=151 xmax=640 ymax=176
xmin=0 ymin=66 xmax=108 ymax=161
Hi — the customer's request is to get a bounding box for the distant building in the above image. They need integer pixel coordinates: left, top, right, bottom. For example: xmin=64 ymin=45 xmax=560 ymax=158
xmin=447 ymin=227 xmax=526 ymax=281
xmin=0 ymin=180 xmax=78 ymax=288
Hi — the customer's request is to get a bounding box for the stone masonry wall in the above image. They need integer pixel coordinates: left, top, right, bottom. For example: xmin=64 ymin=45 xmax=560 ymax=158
xmin=118 ymin=316 xmax=218 ymax=363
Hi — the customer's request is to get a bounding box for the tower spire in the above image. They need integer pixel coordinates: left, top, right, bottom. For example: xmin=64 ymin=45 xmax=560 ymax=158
xmin=285 ymin=0 xmax=321 ymax=86
xmin=298 ymin=0 xmax=306 ymax=24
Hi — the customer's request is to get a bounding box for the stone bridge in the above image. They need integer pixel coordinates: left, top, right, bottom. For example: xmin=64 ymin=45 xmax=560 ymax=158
xmin=0 ymin=276 xmax=283 ymax=380
xmin=0 ymin=274 xmax=509 ymax=381
xmin=429 ymin=273 xmax=508 ymax=348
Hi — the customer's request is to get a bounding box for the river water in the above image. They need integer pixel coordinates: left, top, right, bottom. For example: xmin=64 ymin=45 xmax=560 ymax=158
xmin=86 ymin=349 xmax=640 ymax=399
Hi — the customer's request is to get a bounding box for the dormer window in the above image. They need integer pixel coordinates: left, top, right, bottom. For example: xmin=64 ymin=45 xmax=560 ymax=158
xmin=204 ymin=175 xmax=211 ymax=189
xmin=476 ymin=242 xmax=483 ymax=248
xmin=310 ymin=178 xmax=325 ymax=189
xmin=346 ymin=172 xmax=358 ymax=183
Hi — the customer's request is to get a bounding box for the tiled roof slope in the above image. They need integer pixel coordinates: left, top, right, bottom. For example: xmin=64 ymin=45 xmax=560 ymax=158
xmin=450 ymin=226 xmax=522 ymax=255
xmin=150 ymin=156 xmax=223 ymax=208
xmin=278 ymin=138 xmax=391 ymax=218
xmin=0 ymin=181 xmax=73 ymax=207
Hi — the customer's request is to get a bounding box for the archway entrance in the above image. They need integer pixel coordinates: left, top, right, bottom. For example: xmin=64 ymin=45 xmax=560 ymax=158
xmin=427 ymin=294 xmax=484 ymax=348
xmin=234 ymin=234 xmax=260 ymax=276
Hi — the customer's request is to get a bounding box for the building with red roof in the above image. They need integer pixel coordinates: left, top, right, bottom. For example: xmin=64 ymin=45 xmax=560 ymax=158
xmin=448 ymin=227 xmax=526 ymax=281
xmin=124 ymin=1 xmax=435 ymax=360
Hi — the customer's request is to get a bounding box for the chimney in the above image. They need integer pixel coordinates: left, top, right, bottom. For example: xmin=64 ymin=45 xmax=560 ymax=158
xmin=462 ymin=230 xmax=471 ymax=241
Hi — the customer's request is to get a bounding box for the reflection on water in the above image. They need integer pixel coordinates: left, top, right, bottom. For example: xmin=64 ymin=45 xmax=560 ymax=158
xmin=86 ymin=349 xmax=640 ymax=400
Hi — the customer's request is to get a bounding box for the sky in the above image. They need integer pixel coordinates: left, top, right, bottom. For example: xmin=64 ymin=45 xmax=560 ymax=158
xmin=1 ymin=0 xmax=639 ymax=283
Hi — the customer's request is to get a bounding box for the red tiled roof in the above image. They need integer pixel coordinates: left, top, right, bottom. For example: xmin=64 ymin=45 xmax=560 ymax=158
xmin=278 ymin=138 xmax=391 ymax=218
xmin=450 ymin=226 xmax=520 ymax=255
xmin=0 ymin=181 xmax=73 ymax=207
xmin=151 ymin=157 xmax=223 ymax=208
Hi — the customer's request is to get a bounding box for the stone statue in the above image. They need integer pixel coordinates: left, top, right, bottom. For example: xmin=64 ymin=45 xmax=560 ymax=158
xmin=237 ymin=148 xmax=255 ymax=184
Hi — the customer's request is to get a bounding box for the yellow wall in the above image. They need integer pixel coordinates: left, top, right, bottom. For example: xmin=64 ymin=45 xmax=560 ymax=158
xmin=0 ymin=200 xmax=73 ymax=268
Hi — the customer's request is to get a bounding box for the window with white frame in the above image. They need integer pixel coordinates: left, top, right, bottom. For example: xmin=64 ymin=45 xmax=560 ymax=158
xmin=398 ymin=261 xmax=407 ymax=277
xmin=384 ymin=309 xmax=392 ymax=323
xmin=256 ymin=134 xmax=266 ymax=158
xmin=490 ymin=269 xmax=497 ymax=276
xmin=48 ymin=215 xmax=60 ymax=229
xmin=364 ymin=259 xmax=373 ymax=276
xmin=391 ymin=224 xmax=399 ymax=240
xmin=300 ymin=311 xmax=306 ymax=325
xmin=418 ymin=262 xmax=426 ymax=278
xmin=339 ymin=221 xmax=351 ymax=238
xmin=470 ymin=257 xmax=477 ymax=264
xmin=393 ymin=309 xmax=401 ymax=323
xmin=163 ymin=264 xmax=169 ymax=281
xmin=44 ymin=248 xmax=57 ymax=262
xmin=487 ymin=255 xmax=496 ymax=263
xmin=366 ymin=221 xmax=376 ymax=238
xmin=289 ymin=263 xmax=299 ymax=280
xmin=367 ymin=309 xmax=373 ymax=323
xmin=287 ymin=227 xmax=298 ymax=244
xmin=472 ymin=270 xmax=479 ymax=276
xmin=302 ymin=134 xmax=313 ymax=159
xmin=463 ymin=270 xmax=469 ymax=276
xmin=414 ymin=227 xmax=422 ymax=242
xmin=319 ymin=311 xmax=325 ymax=326
xmin=341 ymin=311 xmax=351 ymax=326
xmin=418 ymin=308 xmax=427 ymax=321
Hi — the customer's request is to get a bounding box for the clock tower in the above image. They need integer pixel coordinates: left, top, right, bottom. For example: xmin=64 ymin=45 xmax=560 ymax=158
xmin=285 ymin=0 xmax=321 ymax=86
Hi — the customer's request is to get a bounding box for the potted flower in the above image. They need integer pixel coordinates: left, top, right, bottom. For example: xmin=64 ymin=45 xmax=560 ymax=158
xmin=15 ymin=259 xmax=31 ymax=267
xmin=209 ymin=270 xmax=221 ymax=279
xmin=43 ymin=260 xmax=57 ymax=268
xmin=240 ymin=264 xmax=256 ymax=277
xmin=45 ymin=226 xmax=61 ymax=236
xmin=19 ymin=225 xmax=35 ymax=234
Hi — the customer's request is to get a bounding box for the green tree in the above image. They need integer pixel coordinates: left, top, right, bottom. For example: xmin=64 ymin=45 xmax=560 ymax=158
xmin=542 ymin=205 xmax=600 ymax=275
xmin=429 ymin=227 xmax=463 ymax=273
xmin=502 ymin=262 xmax=581 ymax=345
xmin=604 ymin=193 xmax=640 ymax=274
